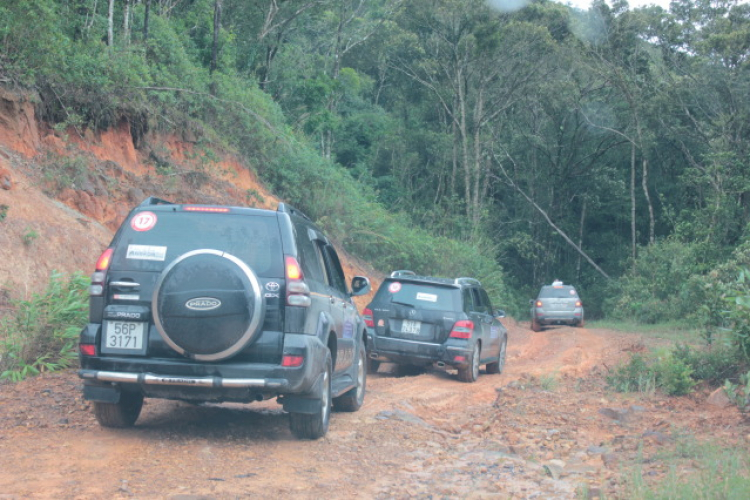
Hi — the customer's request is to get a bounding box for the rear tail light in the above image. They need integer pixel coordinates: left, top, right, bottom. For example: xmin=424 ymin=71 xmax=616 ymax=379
xmin=535 ymin=300 xmax=543 ymax=307
xmin=449 ymin=320 xmax=474 ymax=339
xmin=363 ymin=307 xmax=374 ymax=328
xmin=282 ymin=354 xmax=304 ymax=367
xmin=79 ymin=344 xmax=97 ymax=357
xmin=575 ymin=300 xmax=582 ymax=307
xmin=285 ymin=256 xmax=311 ymax=307
xmin=90 ymin=248 xmax=113 ymax=296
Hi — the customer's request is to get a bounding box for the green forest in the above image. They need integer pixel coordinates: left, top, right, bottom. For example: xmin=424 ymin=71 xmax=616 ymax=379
xmin=2 ymin=0 xmax=750 ymax=328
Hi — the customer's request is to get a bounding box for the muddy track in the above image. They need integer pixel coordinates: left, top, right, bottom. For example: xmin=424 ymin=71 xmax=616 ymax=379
xmin=0 ymin=321 xmax=744 ymax=499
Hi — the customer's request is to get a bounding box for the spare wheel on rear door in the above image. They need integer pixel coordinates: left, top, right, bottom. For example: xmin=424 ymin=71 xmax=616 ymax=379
xmin=152 ymin=249 xmax=265 ymax=361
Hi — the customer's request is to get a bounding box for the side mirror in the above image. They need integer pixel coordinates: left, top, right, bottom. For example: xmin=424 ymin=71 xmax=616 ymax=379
xmin=494 ymin=309 xmax=506 ymax=319
xmin=350 ymin=276 xmax=371 ymax=296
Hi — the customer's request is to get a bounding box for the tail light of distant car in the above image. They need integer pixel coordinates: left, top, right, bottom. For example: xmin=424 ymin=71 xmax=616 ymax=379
xmin=363 ymin=308 xmax=374 ymax=328
xmin=575 ymin=300 xmax=582 ymax=307
xmin=535 ymin=300 xmax=543 ymax=307
xmin=449 ymin=320 xmax=474 ymax=339
xmin=285 ymin=255 xmax=311 ymax=307
xmin=89 ymin=248 xmax=113 ymax=296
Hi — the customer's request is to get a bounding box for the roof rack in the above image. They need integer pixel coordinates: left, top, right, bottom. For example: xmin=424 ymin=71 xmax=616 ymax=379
xmin=390 ymin=270 xmax=416 ymax=278
xmin=277 ymin=202 xmax=312 ymax=221
xmin=138 ymin=196 xmax=173 ymax=207
xmin=455 ymin=277 xmax=481 ymax=286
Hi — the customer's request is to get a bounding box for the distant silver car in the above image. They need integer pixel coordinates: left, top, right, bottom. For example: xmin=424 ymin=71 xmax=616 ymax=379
xmin=530 ymin=280 xmax=584 ymax=331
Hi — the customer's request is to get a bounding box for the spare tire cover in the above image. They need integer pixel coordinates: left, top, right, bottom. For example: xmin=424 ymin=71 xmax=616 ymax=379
xmin=152 ymin=249 xmax=264 ymax=361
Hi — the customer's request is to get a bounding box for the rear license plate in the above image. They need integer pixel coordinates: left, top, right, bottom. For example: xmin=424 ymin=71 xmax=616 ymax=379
xmin=101 ymin=321 xmax=146 ymax=354
xmin=401 ymin=320 xmax=421 ymax=335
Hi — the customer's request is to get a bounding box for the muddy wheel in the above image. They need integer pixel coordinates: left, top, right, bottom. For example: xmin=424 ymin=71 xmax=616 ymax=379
xmin=457 ymin=343 xmax=480 ymax=383
xmin=578 ymin=318 xmax=585 ymax=327
xmin=333 ymin=341 xmax=366 ymax=412
xmin=531 ymin=317 xmax=542 ymax=332
xmin=486 ymin=337 xmax=507 ymax=375
xmin=289 ymin=351 xmax=332 ymax=439
xmin=93 ymin=391 xmax=144 ymax=428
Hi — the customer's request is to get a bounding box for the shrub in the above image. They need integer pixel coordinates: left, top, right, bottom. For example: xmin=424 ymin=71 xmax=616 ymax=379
xmin=606 ymin=353 xmax=657 ymax=394
xmin=654 ymin=353 xmax=697 ymax=396
xmin=0 ymin=271 xmax=88 ymax=381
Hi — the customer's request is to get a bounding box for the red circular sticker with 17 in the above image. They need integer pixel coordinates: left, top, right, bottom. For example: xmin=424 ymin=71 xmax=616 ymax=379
xmin=131 ymin=211 xmax=157 ymax=232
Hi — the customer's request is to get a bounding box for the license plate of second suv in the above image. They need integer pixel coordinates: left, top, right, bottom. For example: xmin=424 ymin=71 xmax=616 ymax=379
xmin=401 ymin=320 xmax=421 ymax=335
xmin=102 ymin=321 xmax=146 ymax=353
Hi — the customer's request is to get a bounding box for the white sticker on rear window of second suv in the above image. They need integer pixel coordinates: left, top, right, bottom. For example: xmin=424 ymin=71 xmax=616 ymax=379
xmin=126 ymin=244 xmax=167 ymax=261
xmin=416 ymin=292 xmax=437 ymax=302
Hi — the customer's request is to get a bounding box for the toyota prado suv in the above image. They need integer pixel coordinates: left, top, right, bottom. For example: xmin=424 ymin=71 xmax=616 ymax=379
xmin=363 ymin=271 xmax=508 ymax=383
xmin=78 ymin=197 xmax=371 ymax=439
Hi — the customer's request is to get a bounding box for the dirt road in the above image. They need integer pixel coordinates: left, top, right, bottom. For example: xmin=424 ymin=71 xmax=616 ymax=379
xmin=0 ymin=321 xmax=745 ymax=499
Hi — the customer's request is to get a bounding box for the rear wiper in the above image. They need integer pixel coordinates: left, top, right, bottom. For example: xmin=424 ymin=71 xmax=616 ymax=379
xmin=391 ymin=300 xmax=415 ymax=308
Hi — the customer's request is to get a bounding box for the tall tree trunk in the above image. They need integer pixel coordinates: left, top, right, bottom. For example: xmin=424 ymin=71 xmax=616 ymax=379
xmin=642 ymin=157 xmax=655 ymax=245
xmin=577 ymin=198 xmax=586 ymax=281
xmin=143 ymin=0 xmax=151 ymax=40
xmin=210 ymin=0 xmax=222 ymax=75
xmin=107 ymin=0 xmax=114 ymax=47
xmin=123 ymin=0 xmax=131 ymax=45
xmin=631 ymin=142 xmax=636 ymax=267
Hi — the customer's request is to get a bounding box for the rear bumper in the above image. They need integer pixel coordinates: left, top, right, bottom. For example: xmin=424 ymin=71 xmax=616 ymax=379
xmin=78 ymin=333 xmax=327 ymax=403
xmin=366 ymin=332 xmax=471 ymax=367
xmin=534 ymin=311 xmax=583 ymax=325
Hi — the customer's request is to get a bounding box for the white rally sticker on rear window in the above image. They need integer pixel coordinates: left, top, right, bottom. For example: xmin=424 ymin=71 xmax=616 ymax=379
xmin=416 ymin=292 xmax=438 ymax=302
xmin=126 ymin=244 xmax=167 ymax=261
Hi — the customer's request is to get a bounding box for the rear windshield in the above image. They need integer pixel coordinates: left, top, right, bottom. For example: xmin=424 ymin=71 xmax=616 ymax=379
xmin=538 ymin=286 xmax=579 ymax=299
xmin=110 ymin=211 xmax=284 ymax=277
xmin=375 ymin=281 xmax=460 ymax=311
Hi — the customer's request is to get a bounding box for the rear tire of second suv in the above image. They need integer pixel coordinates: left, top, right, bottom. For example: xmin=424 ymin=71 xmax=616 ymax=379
xmin=457 ymin=343 xmax=480 ymax=383
xmin=486 ymin=337 xmax=507 ymax=375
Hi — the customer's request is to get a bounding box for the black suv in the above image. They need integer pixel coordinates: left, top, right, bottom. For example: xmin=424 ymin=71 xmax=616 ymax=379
xmin=78 ymin=198 xmax=371 ymax=439
xmin=363 ymin=271 xmax=507 ymax=383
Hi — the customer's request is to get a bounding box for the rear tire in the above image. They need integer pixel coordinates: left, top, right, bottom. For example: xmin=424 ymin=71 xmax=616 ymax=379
xmin=457 ymin=343 xmax=480 ymax=383
xmin=290 ymin=351 xmax=332 ymax=440
xmin=531 ymin=317 xmax=542 ymax=332
xmin=93 ymin=391 xmax=144 ymax=428
xmin=333 ymin=341 xmax=366 ymax=412
xmin=486 ymin=337 xmax=507 ymax=375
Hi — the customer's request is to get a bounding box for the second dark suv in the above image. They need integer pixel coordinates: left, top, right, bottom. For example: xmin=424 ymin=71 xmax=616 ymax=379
xmin=363 ymin=271 xmax=507 ymax=383
xmin=78 ymin=198 xmax=371 ymax=439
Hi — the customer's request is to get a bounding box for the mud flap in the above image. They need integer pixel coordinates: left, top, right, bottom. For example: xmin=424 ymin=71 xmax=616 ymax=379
xmin=83 ymin=384 xmax=121 ymax=404
xmin=280 ymin=370 xmax=325 ymax=415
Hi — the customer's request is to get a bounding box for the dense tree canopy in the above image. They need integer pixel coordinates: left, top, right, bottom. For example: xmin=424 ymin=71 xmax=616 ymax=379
xmin=2 ymin=0 xmax=750 ymax=321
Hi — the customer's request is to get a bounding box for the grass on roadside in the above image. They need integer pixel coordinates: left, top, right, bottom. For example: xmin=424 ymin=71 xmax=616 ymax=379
xmin=0 ymin=271 xmax=88 ymax=381
xmin=615 ymin=434 xmax=750 ymax=499
xmin=587 ymin=319 xmax=708 ymax=344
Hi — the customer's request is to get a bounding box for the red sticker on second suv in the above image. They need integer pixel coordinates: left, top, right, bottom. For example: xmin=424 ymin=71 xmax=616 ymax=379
xmin=131 ymin=211 xmax=157 ymax=232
